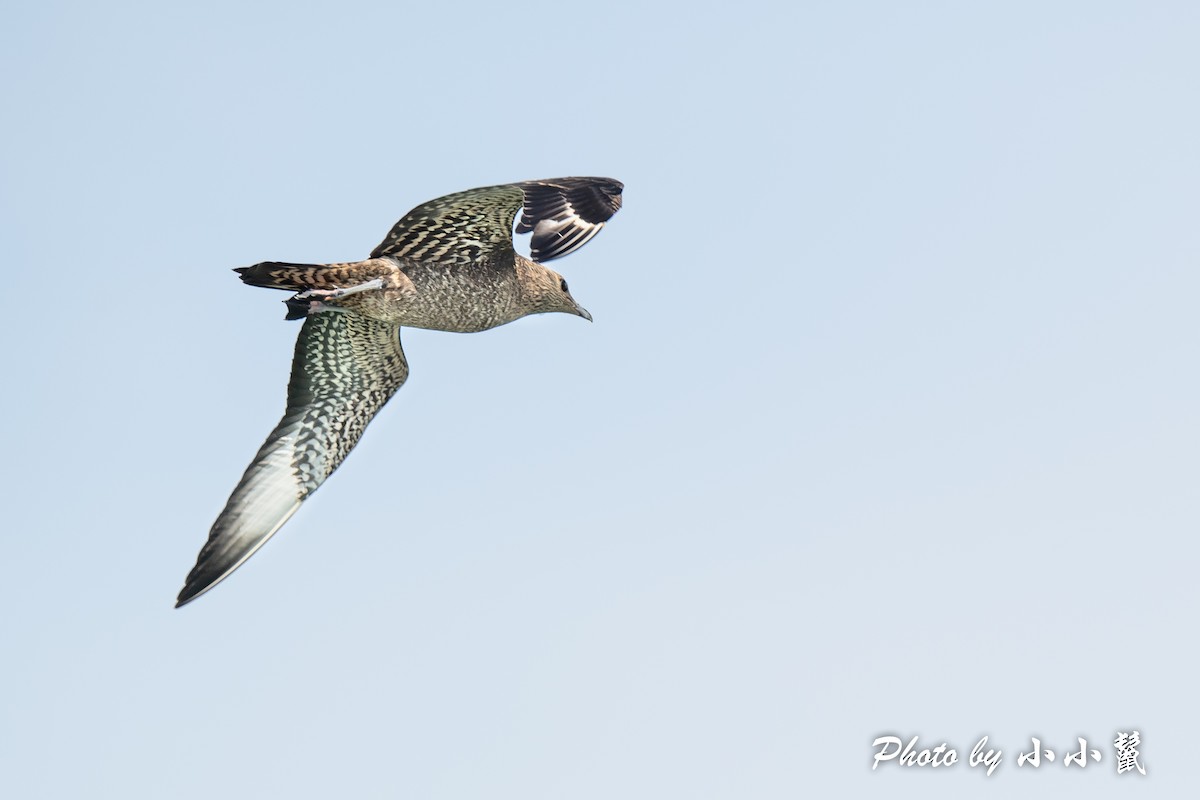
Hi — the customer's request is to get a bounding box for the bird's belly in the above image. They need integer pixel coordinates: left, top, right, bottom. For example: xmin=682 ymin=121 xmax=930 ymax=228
xmin=345 ymin=282 xmax=522 ymax=333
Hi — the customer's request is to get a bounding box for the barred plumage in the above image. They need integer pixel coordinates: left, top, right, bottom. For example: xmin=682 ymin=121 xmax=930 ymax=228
xmin=177 ymin=177 xmax=623 ymax=606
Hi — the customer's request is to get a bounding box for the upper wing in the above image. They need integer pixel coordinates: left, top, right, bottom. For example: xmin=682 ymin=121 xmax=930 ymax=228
xmin=369 ymin=177 xmax=623 ymax=264
xmin=176 ymin=312 xmax=409 ymax=607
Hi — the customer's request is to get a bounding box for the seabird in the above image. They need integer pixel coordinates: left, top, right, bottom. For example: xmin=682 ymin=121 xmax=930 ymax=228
xmin=176 ymin=177 xmax=623 ymax=607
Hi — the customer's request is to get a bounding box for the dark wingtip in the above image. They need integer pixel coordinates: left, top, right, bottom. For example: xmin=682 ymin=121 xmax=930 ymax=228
xmin=175 ymin=558 xmax=223 ymax=608
xmin=175 ymin=584 xmax=199 ymax=609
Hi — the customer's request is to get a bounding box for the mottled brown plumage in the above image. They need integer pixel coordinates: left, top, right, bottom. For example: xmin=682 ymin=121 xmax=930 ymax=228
xmin=177 ymin=177 xmax=623 ymax=607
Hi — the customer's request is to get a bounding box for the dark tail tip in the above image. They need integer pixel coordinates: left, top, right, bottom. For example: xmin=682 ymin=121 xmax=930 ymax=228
xmin=236 ymin=261 xmax=314 ymax=290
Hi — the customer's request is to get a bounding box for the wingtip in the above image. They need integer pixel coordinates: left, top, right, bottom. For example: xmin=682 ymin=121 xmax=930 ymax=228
xmin=175 ymin=494 xmax=307 ymax=610
xmin=599 ymin=176 xmax=624 ymax=195
xmin=174 ymin=578 xmax=209 ymax=608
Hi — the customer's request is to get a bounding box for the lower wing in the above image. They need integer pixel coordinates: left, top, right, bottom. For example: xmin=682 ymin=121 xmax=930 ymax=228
xmin=176 ymin=312 xmax=409 ymax=607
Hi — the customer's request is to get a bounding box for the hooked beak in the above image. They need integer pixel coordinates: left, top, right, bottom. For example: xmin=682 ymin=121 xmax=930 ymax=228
xmin=575 ymin=304 xmax=593 ymax=322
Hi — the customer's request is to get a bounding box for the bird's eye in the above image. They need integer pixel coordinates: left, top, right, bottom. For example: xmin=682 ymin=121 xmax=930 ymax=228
xmin=560 ymin=279 xmax=569 ymax=293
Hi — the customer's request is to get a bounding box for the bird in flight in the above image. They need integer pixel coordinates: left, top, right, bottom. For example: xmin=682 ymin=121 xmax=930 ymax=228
xmin=176 ymin=177 xmax=624 ymax=607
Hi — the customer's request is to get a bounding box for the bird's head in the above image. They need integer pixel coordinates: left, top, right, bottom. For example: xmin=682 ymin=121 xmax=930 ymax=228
xmin=531 ymin=266 xmax=592 ymax=322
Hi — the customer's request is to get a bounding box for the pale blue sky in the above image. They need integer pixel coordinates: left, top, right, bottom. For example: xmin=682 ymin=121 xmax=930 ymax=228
xmin=1 ymin=1 xmax=1196 ymax=797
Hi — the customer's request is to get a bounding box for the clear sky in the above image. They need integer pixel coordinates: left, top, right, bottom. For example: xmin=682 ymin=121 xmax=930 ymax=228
xmin=1 ymin=1 xmax=1195 ymax=797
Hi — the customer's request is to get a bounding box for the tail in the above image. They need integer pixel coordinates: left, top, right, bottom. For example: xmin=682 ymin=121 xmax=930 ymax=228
xmin=236 ymin=262 xmax=330 ymax=321
xmin=234 ymin=258 xmax=394 ymax=320
xmin=234 ymin=261 xmax=327 ymax=291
